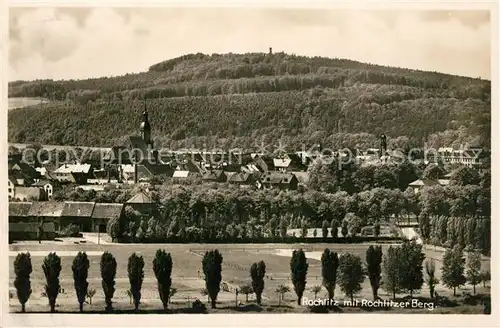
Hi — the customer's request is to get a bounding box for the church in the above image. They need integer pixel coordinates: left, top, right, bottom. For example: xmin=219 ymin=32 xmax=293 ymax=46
xmin=103 ymin=100 xmax=173 ymax=183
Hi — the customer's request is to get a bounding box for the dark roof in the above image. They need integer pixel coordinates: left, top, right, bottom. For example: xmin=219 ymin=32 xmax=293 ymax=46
xmin=127 ymin=135 xmax=148 ymax=151
xmin=9 ymin=162 xmax=40 ymax=178
xmin=9 ymin=202 xmax=33 ymax=217
xmin=228 ymin=172 xmax=259 ymax=183
xmin=254 ymin=155 xmax=275 ymax=168
xmin=146 ymin=164 xmax=174 ymax=177
xmin=32 ymin=179 xmax=52 ymax=187
xmin=28 ymin=202 xmax=64 ymax=217
xmin=286 ymin=153 xmax=308 ymax=170
xmin=61 ymin=202 xmax=96 ymax=217
xmin=92 ymin=203 xmax=124 ymax=219
xmin=103 ymin=146 xmax=133 ymax=164
xmin=127 ymin=191 xmax=153 ymax=204
xmin=202 ymin=170 xmax=226 ymax=180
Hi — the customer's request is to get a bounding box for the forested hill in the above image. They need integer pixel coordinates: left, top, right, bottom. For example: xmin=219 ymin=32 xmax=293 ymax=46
xmin=8 ymin=52 xmax=491 ymax=150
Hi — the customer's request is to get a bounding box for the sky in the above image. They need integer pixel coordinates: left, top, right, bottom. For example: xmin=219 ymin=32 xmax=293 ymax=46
xmin=9 ymin=7 xmax=491 ymax=81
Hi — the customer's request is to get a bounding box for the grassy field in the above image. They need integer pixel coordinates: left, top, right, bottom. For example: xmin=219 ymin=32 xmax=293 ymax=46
xmin=8 ymin=97 xmax=48 ymax=110
xmin=8 ymin=241 xmax=490 ymax=314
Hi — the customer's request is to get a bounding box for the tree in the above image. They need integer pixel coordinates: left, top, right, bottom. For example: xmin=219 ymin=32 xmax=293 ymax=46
xmin=450 ymin=166 xmax=480 ymax=186
xmin=86 ymin=288 xmax=96 ymax=305
xmin=321 ymin=248 xmax=339 ymax=300
xmin=126 ymin=289 xmax=133 ymax=304
xmin=373 ymin=222 xmax=380 ymax=238
xmin=466 ymin=252 xmax=482 ymax=295
xmin=14 ymin=252 xmax=32 ymax=313
xmin=250 ymin=261 xmax=266 ymax=305
xmin=341 ymin=220 xmax=349 ymax=238
xmin=422 ymin=164 xmax=445 ymax=180
xmin=71 ymin=252 xmax=89 ymax=312
xmin=107 ymin=217 xmax=121 ymax=242
xmin=200 ymin=288 xmax=210 ymax=303
xmin=239 ymin=284 xmax=253 ymax=302
xmin=311 ymin=285 xmax=322 ymax=299
xmin=398 ymin=239 xmax=425 ymax=297
xmin=345 ymin=213 xmax=362 ymax=237
xmin=202 ymin=250 xmax=223 ymax=308
xmin=279 ymin=217 xmax=287 ymax=239
xmin=42 ymin=252 xmax=62 ymax=313
xmin=300 ymin=221 xmax=308 ymax=239
xmin=337 ymin=253 xmax=364 ymax=303
xmin=37 ymin=219 xmax=44 ymax=244
xmin=382 ymin=246 xmax=401 ymax=300
xmin=100 ymin=251 xmax=117 ymax=312
xmin=366 ymin=246 xmax=383 ymax=300
xmin=128 ymin=253 xmax=145 ymax=310
xmin=290 ymin=249 xmax=309 ymax=305
xmin=275 ymin=284 xmax=290 ymax=305
xmin=441 ymin=246 xmax=467 ymax=296
xmin=424 ymin=259 xmax=439 ymax=299
xmin=169 ymin=287 xmax=177 ymax=304
xmin=330 ymin=219 xmax=338 ymax=239
xmin=152 ymin=249 xmax=173 ymax=309
xmin=322 ymin=220 xmax=329 ymax=238
xmin=480 ymin=270 xmax=490 ymax=288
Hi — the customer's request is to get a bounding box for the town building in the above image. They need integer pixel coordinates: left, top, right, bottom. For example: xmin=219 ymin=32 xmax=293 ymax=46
xmin=408 ymin=178 xmax=450 ymax=194
xmin=103 ymin=100 xmax=174 ymax=183
xmin=425 ymin=147 xmax=489 ymax=167
xmin=259 ymin=172 xmax=299 ymax=190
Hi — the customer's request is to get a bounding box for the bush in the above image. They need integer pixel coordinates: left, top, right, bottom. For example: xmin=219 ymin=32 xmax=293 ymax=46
xmin=192 ymin=299 xmax=207 ymax=312
xmin=58 ymin=224 xmax=82 ymax=238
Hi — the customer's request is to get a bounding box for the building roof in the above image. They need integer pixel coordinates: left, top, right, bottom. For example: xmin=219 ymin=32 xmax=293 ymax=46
xmin=8 ymin=176 xmax=18 ymax=186
xmin=103 ymin=146 xmax=133 ymax=164
xmin=126 ymin=135 xmax=149 ymax=151
xmin=9 ymin=202 xmax=32 ymax=217
xmin=32 ymin=179 xmax=52 ymax=187
xmin=126 ymin=191 xmax=154 ymax=204
xmin=409 ymin=179 xmax=450 ymax=187
xmin=173 ymin=170 xmax=191 ymax=178
xmin=144 ymin=163 xmax=174 ymax=177
xmin=28 ymin=201 xmax=64 ymax=217
xmin=292 ymin=171 xmax=309 ymax=184
xmin=228 ymin=172 xmax=261 ymax=183
xmin=202 ymin=170 xmax=226 ymax=180
xmin=61 ymin=201 xmax=96 ymax=217
xmin=92 ymin=203 xmax=124 ymax=219
xmin=54 ymin=163 xmax=92 ymax=174
xmin=273 ymin=158 xmax=292 ymax=168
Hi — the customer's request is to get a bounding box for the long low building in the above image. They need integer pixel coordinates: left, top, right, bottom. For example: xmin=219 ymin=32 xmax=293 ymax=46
xmin=8 ymin=201 xmax=125 ymax=241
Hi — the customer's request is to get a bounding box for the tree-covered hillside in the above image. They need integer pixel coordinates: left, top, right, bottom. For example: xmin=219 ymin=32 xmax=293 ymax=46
xmin=8 ymin=52 xmax=490 ymax=150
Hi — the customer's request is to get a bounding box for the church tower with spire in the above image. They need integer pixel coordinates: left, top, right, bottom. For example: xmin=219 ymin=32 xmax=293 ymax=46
xmin=140 ymin=99 xmax=153 ymax=149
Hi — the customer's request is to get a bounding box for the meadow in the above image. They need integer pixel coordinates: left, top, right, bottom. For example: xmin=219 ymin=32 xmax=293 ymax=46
xmin=8 ymin=241 xmax=490 ymax=314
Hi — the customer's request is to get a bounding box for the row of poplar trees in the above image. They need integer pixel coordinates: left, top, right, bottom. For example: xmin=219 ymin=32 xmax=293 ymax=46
xmin=12 ymin=242 xmax=489 ymax=313
xmin=12 ymin=249 xmax=266 ymax=313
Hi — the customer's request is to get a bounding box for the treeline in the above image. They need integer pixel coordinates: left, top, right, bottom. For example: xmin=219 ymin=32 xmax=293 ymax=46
xmin=8 ymin=86 xmax=490 ymax=149
xmin=12 ymin=243 xmax=491 ymax=313
xmin=9 ymin=52 xmax=490 ymax=101
xmin=50 ymin=166 xmax=490 ymax=253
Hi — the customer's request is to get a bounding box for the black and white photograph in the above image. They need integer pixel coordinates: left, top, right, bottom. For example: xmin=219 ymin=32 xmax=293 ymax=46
xmin=3 ymin=2 xmax=495 ymax=325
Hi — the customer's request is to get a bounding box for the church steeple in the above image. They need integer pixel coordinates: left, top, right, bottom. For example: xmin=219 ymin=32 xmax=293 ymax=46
xmin=140 ymin=99 xmax=152 ymax=148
